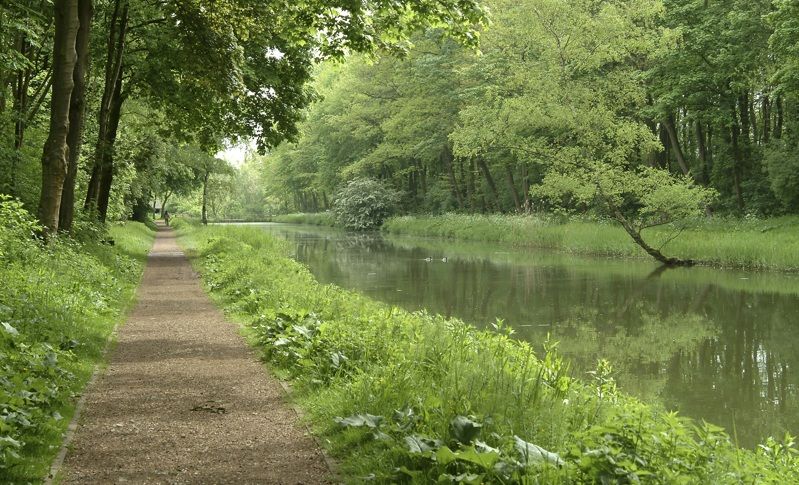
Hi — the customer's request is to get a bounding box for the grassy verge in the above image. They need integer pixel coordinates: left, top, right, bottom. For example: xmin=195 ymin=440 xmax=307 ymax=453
xmin=383 ymin=213 xmax=799 ymax=271
xmin=0 ymin=199 xmax=154 ymax=481
xmin=271 ymin=212 xmax=336 ymax=226
xmin=176 ymin=221 xmax=798 ymax=483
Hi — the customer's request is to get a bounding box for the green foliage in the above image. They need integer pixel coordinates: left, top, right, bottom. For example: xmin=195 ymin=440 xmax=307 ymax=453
xmin=179 ymin=224 xmax=799 ymax=482
xmin=272 ymin=212 xmax=336 ymax=226
xmin=0 ymin=200 xmax=153 ymax=480
xmin=382 ymin=213 xmax=799 ymax=271
xmin=332 ymin=178 xmax=400 ymax=230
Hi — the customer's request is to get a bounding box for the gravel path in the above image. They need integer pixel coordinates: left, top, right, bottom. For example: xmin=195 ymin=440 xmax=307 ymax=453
xmin=57 ymin=226 xmax=331 ymax=484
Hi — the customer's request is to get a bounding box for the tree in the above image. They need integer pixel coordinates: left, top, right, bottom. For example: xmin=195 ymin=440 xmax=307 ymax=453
xmin=532 ymin=165 xmax=717 ymax=265
xmin=36 ymin=0 xmax=79 ymax=234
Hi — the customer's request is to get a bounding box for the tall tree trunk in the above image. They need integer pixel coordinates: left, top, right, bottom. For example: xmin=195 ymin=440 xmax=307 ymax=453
xmin=201 ymin=171 xmax=209 ymax=225
xmin=762 ymin=94 xmax=770 ymax=143
xmin=695 ymin=121 xmax=709 ymax=185
xmin=476 ymin=157 xmax=500 ymax=211
xmin=59 ymin=0 xmax=93 ymax=232
xmin=466 ymin=158 xmax=475 ymax=210
xmin=727 ymin=100 xmax=745 ymax=212
xmin=441 ymin=145 xmax=464 ymax=209
xmin=37 ymin=0 xmax=79 ymax=235
xmin=657 ymin=123 xmax=669 ymax=169
xmin=774 ymin=96 xmax=783 ymax=139
xmin=96 ymin=75 xmax=124 ymax=221
xmin=85 ymin=0 xmax=128 ymax=212
xmin=521 ymin=163 xmax=531 ymax=213
xmin=739 ymin=93 xmax=751 ymax=144
xmin=504 ymin=163 xmax=521 ymax=212
xmin=663 ymin=114 xmax=691 ymax=176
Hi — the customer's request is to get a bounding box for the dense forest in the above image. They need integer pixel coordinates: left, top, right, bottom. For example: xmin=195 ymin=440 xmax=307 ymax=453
xmin=263 ymin=0 xmax=799 ymax=221
xmin=0 ymin=0 xmax=484 ymax=231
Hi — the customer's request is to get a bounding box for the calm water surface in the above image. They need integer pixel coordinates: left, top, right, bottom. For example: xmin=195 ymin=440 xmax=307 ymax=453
xmin=254 ymin=223 xmax=799 ymax=448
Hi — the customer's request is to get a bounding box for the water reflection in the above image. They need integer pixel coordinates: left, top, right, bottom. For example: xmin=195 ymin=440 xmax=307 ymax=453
xmin=255 ymin=223 xmax=799 ymax=448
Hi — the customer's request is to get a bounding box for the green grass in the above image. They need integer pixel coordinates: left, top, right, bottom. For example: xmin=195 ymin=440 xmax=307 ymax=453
xmin=0 ymin=203 xmax=154 ymax=481
xmin=177 ymin=222 xmax=799 ymax=483
xmin=383 ymin=213 xmax=799 ymax=271
xmin=271 ymin=212 xmax=336 ymax=226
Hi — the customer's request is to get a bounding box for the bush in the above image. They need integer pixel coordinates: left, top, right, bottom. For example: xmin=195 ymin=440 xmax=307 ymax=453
xmin=332 ymin=178 xmax=400 ymax=230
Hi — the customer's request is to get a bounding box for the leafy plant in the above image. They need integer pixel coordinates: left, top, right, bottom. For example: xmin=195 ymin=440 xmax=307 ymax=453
xmin=332 ymin=178 xmax=401 ymax=230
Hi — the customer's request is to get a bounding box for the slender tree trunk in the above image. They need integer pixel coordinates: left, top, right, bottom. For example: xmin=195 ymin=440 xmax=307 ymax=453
xmin=85 ymin=0 xmax=128 ymax=212
xmin=521 ymin=163 xmax=531 ymax=213
xmin=739 ymin=93 xmax=751 ymax=144
xmin=663 ymin=114 xmax=691 ymax=176
xmin=658 ymin=123 xmax=669 ymax=169
xmin=201 ymin=171 xmax=209 ymax=225
xmin=504 ymin=163 xmax=521 ymax=212
xmin=96 ymin=76 xmax=124 ymax=221
xmin=441 ymin=145 xmax=464 ymax=209
xmin=59 ymin=0 xmax=93 ymax=232
xmin=774 ymin=96 xmax=783 ymax=139
xmin=695 ymin=121 xmax=709 ymax=185
xmin=762 ymin=94 xmax=770 ymax=143
xmin=727 ymin=100 xmax=745 ymax=212
xmin=37 ymin=0 xmax=80 ymax=235
xmin=466 ymin=158 xmax=475 ymax=210
xmin=476 ymin=157 xmax=500 ymax=211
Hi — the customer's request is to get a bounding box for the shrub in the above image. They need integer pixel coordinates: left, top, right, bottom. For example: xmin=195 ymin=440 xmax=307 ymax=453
xmin=332 ymin=178 xmax=400 ymax=230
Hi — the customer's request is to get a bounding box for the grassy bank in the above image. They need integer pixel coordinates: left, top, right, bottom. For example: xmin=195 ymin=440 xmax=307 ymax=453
xmin=0 ymin=199 xmax=154 ymax=481
xmin=383 ymin=213 xmax=799 ymax=271
xmin=176 ymin=221 xmax=797 ymax=483
xmin=271 ymin=211 xmax=336 ymax=226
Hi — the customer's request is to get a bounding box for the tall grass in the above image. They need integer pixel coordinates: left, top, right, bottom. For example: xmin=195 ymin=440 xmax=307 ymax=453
xmin=178 ymin=223 xmax=799 ymax=483
xmin=0 ymin=203 xmax=154 ymax=481
xmin=383 ymin=213 xmax=799 ymax=271
xmin=272 ymin=212 xmax=336 ymax=226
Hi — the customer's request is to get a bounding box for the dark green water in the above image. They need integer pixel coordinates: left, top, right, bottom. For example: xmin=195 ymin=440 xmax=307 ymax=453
xmin=255 ymin=223 xmax=799 ymax=448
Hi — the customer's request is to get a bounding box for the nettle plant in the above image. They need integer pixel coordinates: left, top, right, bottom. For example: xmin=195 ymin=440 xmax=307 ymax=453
xmin=332 ymin=178 xmax=401 ymax=231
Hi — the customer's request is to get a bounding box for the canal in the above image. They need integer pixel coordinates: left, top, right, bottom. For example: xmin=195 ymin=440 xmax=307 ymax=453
xmin=253 ymin=222 xmax=799 ymax=448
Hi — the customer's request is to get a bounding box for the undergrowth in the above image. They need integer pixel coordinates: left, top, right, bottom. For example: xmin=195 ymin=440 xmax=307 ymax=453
xmin=0 ymin=196 xmax=154 ymax=481
xmin=271 ymin=212 xmax=336 ymax=227
xmin=177 ymin=221 xmax=799 ymax=483
xmin=382 ymin=213 xmax=799 ymax=271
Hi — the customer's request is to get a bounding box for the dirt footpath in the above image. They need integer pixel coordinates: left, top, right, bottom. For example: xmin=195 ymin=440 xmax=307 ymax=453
xmin=57 ymin=226 xmax=331 ymax=484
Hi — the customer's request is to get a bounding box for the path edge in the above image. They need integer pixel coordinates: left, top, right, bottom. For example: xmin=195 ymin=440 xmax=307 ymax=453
xmin=44 ymin=239 xmax=154 ymax=484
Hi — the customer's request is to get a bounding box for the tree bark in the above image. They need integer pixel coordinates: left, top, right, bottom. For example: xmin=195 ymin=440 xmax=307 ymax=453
xmin=476 ymin=156 xmax=500 ymax=211
xmin=774 ymin=96 xmax=783 ymax=139
xmin=695 ymin=121 xmax=709 ymax=185
xmin=739 ymin=93 xmax=751 ymax=144
xmin=504 ymin=163 xmax=521 ymax=212
xmin=37 ymin=0 xmax=80 ymax=235
xmin=441 ymin=145 xmax=464 ymax=209
xmin=663 ymin=114 xmax=691 ymax=176
xmin=96 ymin=75 xmax=124 ymax=221
xmin=762 ymin=94 xmax=770 ymax=143
xmin=59 ymin=0 xmax=93 ymax=232
xmin=85 ymin=0 xmax=128 ymax=212
xmin=201 ymin=171 xmax=209 ymax=225
xmin=727 ymin=100 xmax=745 ymax=212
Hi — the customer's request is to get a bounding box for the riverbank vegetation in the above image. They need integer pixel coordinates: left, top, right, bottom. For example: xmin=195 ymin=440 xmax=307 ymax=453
xmin=0 ymin=197 xmax=153 ymax=481
xmin=258 ymin=0 xmax=799 ymax=264
xmin=383 ymin=213 xmax=799 ymax=271
xmin=177 ymin=222 xmax=799 ymax=483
